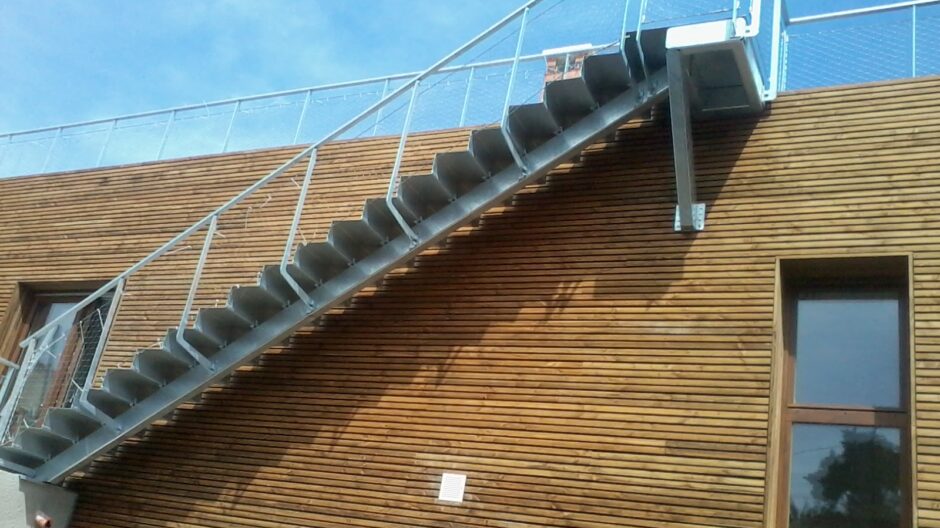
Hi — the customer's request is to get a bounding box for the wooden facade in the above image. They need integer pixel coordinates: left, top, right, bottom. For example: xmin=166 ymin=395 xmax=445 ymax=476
xmin=1 ymin=76 xmax=939 ymax=527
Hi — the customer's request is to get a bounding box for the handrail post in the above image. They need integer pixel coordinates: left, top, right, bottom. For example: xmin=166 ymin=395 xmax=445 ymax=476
xmin=635 ymin=0 xmax=651 ymax=90
xmin=458 ymin=66 xmax=476 ymax=128
xmin=40 ymin=127 xmax=62 ymax=173
xmin=372 ymin=79 xmax=392 ymax=136
xmin=499 ymin=6 xmax=532 ymax=177
xmin=0 ymin=134 xmax=11 ymax=170
xmin=175 ymin=215 xmax=219 ymax=370
xmin=280 ymin=150 xmax=318 ymax=308
xmin=619 ymin=0 xmax=635 ymax=86
xmin=912 ymin=4 xmax=918 ymax=77
xmin=386 ymin=82 xmax=422 ymax=246
xmin=746 ymin=0 xmax=763 ymax=35
xmin=156 ymin=110 xmax=177 ymax=160
xmin=78 ymin=279 xmax=125 ymax=406
xmin=96 ymin=119 xmax=118 ymax=168
xmin=222 ymin=100 xmax=242 ymax=153
xmin=293 ymin=89 xmax=313 ymax=144
xmin=766 ymin=0 xmax=784 ymax=98
xmin=0 ymin=337 xmax=36 ymax=441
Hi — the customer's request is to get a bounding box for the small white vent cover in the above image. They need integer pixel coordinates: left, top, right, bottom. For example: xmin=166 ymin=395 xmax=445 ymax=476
xmin=438 ymin=473 xmax=467 ymax=503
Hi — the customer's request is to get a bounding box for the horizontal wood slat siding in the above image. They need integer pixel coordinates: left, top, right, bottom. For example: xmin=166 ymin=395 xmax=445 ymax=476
xmin=0 ymin=76 xmax=939 ymax=526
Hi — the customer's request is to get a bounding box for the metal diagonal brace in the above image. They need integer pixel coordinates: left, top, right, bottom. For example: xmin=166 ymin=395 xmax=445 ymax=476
xmin=666 ymin=48 xmax=705 ymax=232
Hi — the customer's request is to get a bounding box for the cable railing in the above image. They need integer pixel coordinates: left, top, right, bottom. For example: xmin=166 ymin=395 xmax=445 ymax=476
xmin=779 ymin=0 xmax=940 ymax=90
xmin=0 ymin=0 xmax=765 ymax=446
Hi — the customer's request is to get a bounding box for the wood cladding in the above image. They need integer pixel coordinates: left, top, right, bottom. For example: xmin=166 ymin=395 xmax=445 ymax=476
xmin=1 ymin=76 xmax=940 ymax=527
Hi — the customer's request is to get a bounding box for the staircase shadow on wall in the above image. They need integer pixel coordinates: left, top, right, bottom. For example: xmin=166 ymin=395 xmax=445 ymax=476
xmin=67 ymin=111 xmax=758 ymax=527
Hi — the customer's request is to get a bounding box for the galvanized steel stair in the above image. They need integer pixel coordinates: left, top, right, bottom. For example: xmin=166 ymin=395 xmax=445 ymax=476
xmin=0 ymin=46 xmax=669 ymax=483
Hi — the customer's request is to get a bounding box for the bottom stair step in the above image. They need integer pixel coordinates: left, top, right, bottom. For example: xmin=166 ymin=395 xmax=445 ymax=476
xmin=0 ymin=446 xmax=45 ymax=469
xmin=18 ymin=428 xmax=74 ymax=460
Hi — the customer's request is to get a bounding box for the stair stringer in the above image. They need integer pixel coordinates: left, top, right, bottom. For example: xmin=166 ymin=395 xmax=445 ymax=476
xmin=28 ymin=67 xmax=669 ymax=484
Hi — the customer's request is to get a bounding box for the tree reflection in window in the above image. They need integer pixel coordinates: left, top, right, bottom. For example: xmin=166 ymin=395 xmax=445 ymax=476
xmin=790 ymin=425 xmax=901 ymax=528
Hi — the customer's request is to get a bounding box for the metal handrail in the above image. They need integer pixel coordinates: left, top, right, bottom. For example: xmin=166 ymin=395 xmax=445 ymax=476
xmin=17 ymin=0 xmax=544 ymax=352
xmin=788 ymin=0 xmax=939 ymax=25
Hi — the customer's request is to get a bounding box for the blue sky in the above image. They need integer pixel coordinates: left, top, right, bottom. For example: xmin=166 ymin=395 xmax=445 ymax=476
xmin=0 ymin=0 xmax=926 ymax=134
xmin=0 ymin=0 xmax=520 ymax=132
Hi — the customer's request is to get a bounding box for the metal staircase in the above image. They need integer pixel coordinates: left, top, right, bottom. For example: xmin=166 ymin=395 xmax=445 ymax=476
xmin=0 ymin=0 xmax=772 ymax=485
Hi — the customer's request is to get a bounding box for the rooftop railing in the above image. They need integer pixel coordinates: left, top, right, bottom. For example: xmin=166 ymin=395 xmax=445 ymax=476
xmin=780 ymin=0 xmax=940 ymax=90
xmin=0 ymin=0 xmax=760 ymax=181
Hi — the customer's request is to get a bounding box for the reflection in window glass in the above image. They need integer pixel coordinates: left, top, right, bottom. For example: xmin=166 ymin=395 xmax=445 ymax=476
xmin=795 ymin=293 xmax=900 ymax=408
xmin=789 ymin=424 xmax=901 ymax=528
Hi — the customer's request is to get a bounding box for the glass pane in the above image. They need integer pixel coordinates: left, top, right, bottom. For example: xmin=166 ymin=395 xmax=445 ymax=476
xmin=789 ymin=424 xmax=901 ymax=528
xmin=795 ymin=292 xmax=900 ymax=408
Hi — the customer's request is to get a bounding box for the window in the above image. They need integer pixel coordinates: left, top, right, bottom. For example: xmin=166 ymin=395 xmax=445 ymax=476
xmin=777 ymin=257 xmax=910 ymax=528
xmin=2 ymin=288 xmax=112 ymax=438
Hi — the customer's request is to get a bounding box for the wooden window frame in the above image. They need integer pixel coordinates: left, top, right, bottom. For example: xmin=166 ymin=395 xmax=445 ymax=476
xmin=772 ymin=257 xmax=912 ymax=528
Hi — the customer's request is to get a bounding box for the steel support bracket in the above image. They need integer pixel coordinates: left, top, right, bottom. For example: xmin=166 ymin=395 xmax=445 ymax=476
xmin=674 ymin=202 xmax=706 ymax=232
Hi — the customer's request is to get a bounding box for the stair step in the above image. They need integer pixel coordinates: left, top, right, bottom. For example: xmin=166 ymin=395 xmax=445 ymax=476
xmin=362 ymin=198 xmax=404 ymax=242
xmin=195 ymin=307 xmax=254 ymax=346
xmin=294 ymin=243 xmax=350 ymax=286
xmin=506 ymin=103 xmax=561 ymax=154
xmin=161 ymin=328 xmax=197 ymax=364
xmin=86 ymin=388 xmax=132 ymax=418
xmin=45 ymin=408 xmax=102 ymax=441
xmin=0 ymin=446 xmax=45 ymax=469
xmin=179 ymin=328 xmax=223 ymax=358
xmin=229 ymin=286 xmax=286 ymax=325
xmin=328 ymin=220 xmax=385 ymax=263
xmin=582 ymin=53 xmax=632 ymax=105
xmin=258 ymin=265 xmax=302 ymax=305
xmin=469 ymin=128 xmax=514 ymax=175
xmin=432 ymin=151 xmax=488 ymax=197
xmin=544 ymin=77 xmax=598 ymax=129
xmin=134 ymin=348 xmax=192 ymax=386
xmin=103 ymin=369 xmax=162 ymax=404
xmin=399 ymin=174 xmax=455 ymax=221
xmin=17 ymin=428 xmax=73 ymax=461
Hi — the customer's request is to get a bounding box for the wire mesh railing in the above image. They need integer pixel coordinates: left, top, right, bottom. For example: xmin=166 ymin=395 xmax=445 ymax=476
xmin=0 ymin=0 xmax=760 ymax=450
xmin=780 ymin=0 xmax=940 ymax=91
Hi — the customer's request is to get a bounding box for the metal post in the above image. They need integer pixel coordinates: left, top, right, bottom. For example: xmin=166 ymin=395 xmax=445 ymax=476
xmin=156 ymin=110 xmax=177 ymax=160
xmin=667 ymin=48 xmax=704 ymax=232
xmin=372 ymin=79 xmax=392 ymax=136
xmin=175 ymin=215 xmax=219 ymax=370
xmin=0 ymin=364 xmax=17 ymax=423
xmin=636 ymin=0 xmax=651 ymax=86
xmin=386 ymin=82 xmax=422 ymax=245
xmin=746 ymin=0 xmax=763 ymax=35
xmin=0 ymin=134 xmax=12 ymax=170
xmin=458 ymin=66 xmax=476 ymax=128
xmin=499 ymin=7 xmax=531 ymax=176
xmin=40 ymin=127 xmax=62 ymax=173
xmin=293 ymin=90 xmax=313 ymax=144
xmin=767 ymin=0 xmax=784 ymax=99
xmin=732 ymin=0 xmax=740 ymax=25
xmin=96 ymin=119 xmax=118 ymax=167
xmin=619 ymin=0 xmax=634 ymax=84
xmin=781 ymin=29 xmax=790 ymax=91
xmin=0 ymin=338 xmax=35 ymax=439
xmin=912 ymin=4 xmax=918 ymax=77
xmin=221 ymin=100 xmax=241 ymax=153
xmin=280 ymin=150 xmax=318 ymax=307
xmin=78 ymin=279 xmax=125 ymax=404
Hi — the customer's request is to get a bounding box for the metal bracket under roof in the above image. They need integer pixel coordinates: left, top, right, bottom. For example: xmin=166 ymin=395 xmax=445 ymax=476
xmin=664 ymin=18 xmax=765 ymax=231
